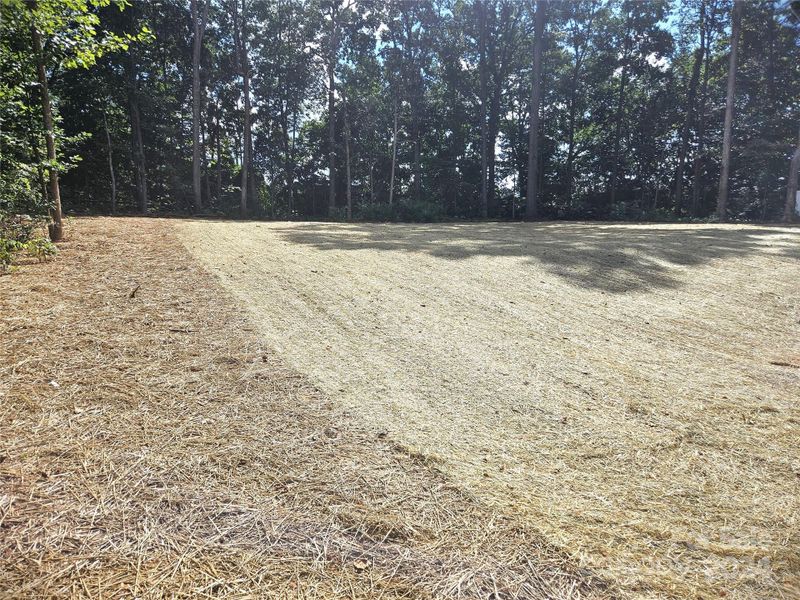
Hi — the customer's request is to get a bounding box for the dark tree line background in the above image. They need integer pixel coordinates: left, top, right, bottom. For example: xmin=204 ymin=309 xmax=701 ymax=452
xmin=3 ymin=0 xmax=800 ymax=224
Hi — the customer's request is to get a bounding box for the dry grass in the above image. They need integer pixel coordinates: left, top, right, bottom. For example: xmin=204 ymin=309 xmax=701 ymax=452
xmin=179 ymin=220 xmax=800 ymax=600
xmin=0 ymin=217 xmax=607 ymax=599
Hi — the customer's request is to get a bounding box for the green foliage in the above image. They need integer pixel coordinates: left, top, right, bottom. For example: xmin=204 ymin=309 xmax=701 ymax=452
xmin=357 ymin=203 xmax=396 ymax=222
xmin=0 ymin=239 xmax=25 ymax=273
xmin=25 ymin=237 xmax=58 ymax=262
xmin=357 ymin=200 xmax=444 ymax=223
xmin=4 ymin=0 xmax=800 ymax=222
xmin=0 ymin=0 xmax=143 ymax=218
xmin=395 ymin=200 xmax=445 ymax=223
xmin=0 ymin=213 xmax=54 ymax=273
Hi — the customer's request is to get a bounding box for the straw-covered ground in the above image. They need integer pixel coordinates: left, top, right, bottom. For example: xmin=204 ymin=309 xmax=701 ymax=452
xmin=0 ymin=217 xmax=607 ymax=599
xmin=178 ymin=219 xmax=800 ymax=600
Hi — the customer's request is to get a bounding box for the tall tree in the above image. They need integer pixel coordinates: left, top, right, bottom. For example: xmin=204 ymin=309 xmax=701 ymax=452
xmin=690 ymin=0 xmax=720 ymax=218
xmin=326 ymin=0 xmax=339 ymax=215
xmin=29 ymin=3 xmax=63 ymax=240
xmin=191 ymin=0 xmax=209 ymax=213
xmin=102 ymin=111 xmax=116 ymax=215
xmin=674 ymin=0 xmax=706 ymax=212
xmin=231 ymin=0 xmax=251 ymax=216
xmin=485 ymin=1 xmax=521 ymax=216
xmin=561 ymin=1 xmax=599 ymax=207
xmin=478 ymin=0 xmax=489 ymax=218
xmin=717 ymin=0 xmax=742 ymax=222
xmin=609 ymin=5 xmax=633 ymax=208
xmin=525 ymin=0 xmax=547 ymax=220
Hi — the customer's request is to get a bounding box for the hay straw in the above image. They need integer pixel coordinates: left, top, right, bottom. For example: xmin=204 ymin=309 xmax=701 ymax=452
xmin=0 ymin=217 xmax=607 ymax=599
xmin=179 ymin=219 xmax=800 ymax=599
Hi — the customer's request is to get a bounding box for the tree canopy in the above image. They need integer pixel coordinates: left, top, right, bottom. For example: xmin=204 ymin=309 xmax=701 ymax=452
xmin=2 ymin=0 xmax=799 ymax=223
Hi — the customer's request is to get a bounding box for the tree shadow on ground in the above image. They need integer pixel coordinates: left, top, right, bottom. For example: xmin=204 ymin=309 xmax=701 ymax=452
xmin=275 ymin=222 xmax=800 ymax=293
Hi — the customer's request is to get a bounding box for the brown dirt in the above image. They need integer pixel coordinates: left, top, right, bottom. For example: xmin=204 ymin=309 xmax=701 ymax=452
xmin=178 ymin=219 xmax=800 ymax=600
xmin=0 ymin=217 xmax=607 ymax=599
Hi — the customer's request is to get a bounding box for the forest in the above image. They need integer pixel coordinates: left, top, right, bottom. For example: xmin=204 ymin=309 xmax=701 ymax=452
xmin=2 ymin=0 xmax=800 ymax=231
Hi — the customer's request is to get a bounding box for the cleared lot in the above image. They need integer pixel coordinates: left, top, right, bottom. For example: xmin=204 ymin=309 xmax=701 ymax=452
xmin=3 ymin=219 xmax=603 ymax=599
xmin=180 ymin=220 xmax=800 ymax=599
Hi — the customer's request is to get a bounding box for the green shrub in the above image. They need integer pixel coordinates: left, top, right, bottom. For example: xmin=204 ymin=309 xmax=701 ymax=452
xmin=0 ymin=214 xmax=55 ymax=273
xmin=396 ymin=199 xmax=444 ymax=222
xmin=357 ymin=203 xmax=395 ymax=222
xmin=26 ymin=237 xmax=58 ymax=262
xmin=0 ymin=213 xmax=41 ymax=243
xmin=357 ymin=200 xmax=444 ymax=223
xmin=0 ymin=238 xmax=24 ymax=273
xmin=328 ymin=206 xmax=350 ymax=222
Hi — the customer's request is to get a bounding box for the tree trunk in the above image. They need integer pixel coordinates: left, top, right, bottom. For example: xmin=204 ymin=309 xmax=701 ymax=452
xmin=412 ymin=104 xmax=422 ymax=204
xmin=191 ymin=0 xmax=208 ymax=213
xmin=609 ymin=12 xmax=632 ymax=208
xmin=281 ymin=113 xmax=293 ymax=215
xmin=717 ymin=0 xmax=742 ymax=222
xmin=691 ymin=15 xmax=714 ymax=217
xmin=289 ymin=107 xmax=297 ymax=214
xmin=30 ymin=10 xmax=63 ymax=241
xmin=343 ymin=90 xmax=352 ymax=221
xmin=784 ymin=127 xmax=800 ymax=223
xmin=478 ymin=0 xmax=489 ymax=218
xmin=240 ymin=0 xmax=251 ymax=218
xmin=389 ymin=98 xmax=398 ymax=206
xmin=127 ymin=51 xmax=148 ymax=214
xmin=565 ymin=63 xmax=580 ymax=206
xmin=525 ymin=0 xmax=547 ymax=220
xmin=26 ymin=87 xmax=48 ymax=207
xmin=215 ymin=104 xmax=222 ymax=204
xmin=202 ymin=106 xmax=211 ymax=204
xmin=674 ymin=1 xmax=704 ymax=213
xmin=327 ymin=7 xmax=338 ymax=216
xmin=487 ymin=111 xmax=498 ymax=215
xmin=369 ymin=161 xmax=375 ymax=205
xmin=103 ymin=112 xmax=117 ymax=215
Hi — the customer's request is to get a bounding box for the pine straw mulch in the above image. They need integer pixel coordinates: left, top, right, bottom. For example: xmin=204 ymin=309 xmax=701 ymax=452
xmin=0 ymin=217 xmax=611 ymax=599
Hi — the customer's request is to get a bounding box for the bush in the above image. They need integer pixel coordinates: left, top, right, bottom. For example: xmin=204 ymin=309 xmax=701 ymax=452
xmin=357 ymin=200 xmax=444 ymax=223
xmin=641 ymin=207 xmax=680 ymax=222
xmin=328 ymin=206 xmax=350 ymax=222
xmin=0 ymin=213 xmax=55 ymax=273
xmin=0 ymin=213 xmax=40 ymax=243
xmin=0 ymin=238 xmax=24 ymax=273
xmin=396 ymin=199 xmax=444 ymax=222
xmin=357 ymin=202 xmax=395 ymax=222
xmin=25 ymin=237 xmax=58 ymax=262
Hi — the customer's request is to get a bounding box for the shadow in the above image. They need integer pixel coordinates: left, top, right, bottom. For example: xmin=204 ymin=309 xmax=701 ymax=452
xmin=273 ymin=221 xmax=800 ymax=293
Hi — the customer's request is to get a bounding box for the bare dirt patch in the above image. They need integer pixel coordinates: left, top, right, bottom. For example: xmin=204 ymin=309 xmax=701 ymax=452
xmin=0 ymin=217 xmax=605 ymax=599
xmin=179 ymin=220 xmax=800 ymax=599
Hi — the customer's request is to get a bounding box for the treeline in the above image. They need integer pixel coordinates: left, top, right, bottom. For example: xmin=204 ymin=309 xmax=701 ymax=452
xmin=2 ymin=0 xmax=800 ymax=224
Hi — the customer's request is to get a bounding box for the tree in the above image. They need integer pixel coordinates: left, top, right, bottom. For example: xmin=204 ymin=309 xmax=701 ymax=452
xmin=525 ymin=0 xmax=547 ymax=220
xmin=478 ymin=0 xmax=489 ymax=218
xmin=29 ymin=6 xmax=63 ymax=240
xmin=326 ymin=0 xmax=339 ymax=216
xmin=102 ymin=111 xmax=116 ymax=214
xmin=231 ymin=0 xmax=251 ymax=217
xmin=674 ymin=0 xmax=706 ymax=213
xmin=717 ymin=0 xmax=742 ymax=222
xmin=13 ymin=0 xmax=134 ymax=237
xmin=6 ymin=0 xmax=798 ymax=224
xmin=191 ymin=0 xmax=209 ymax=213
